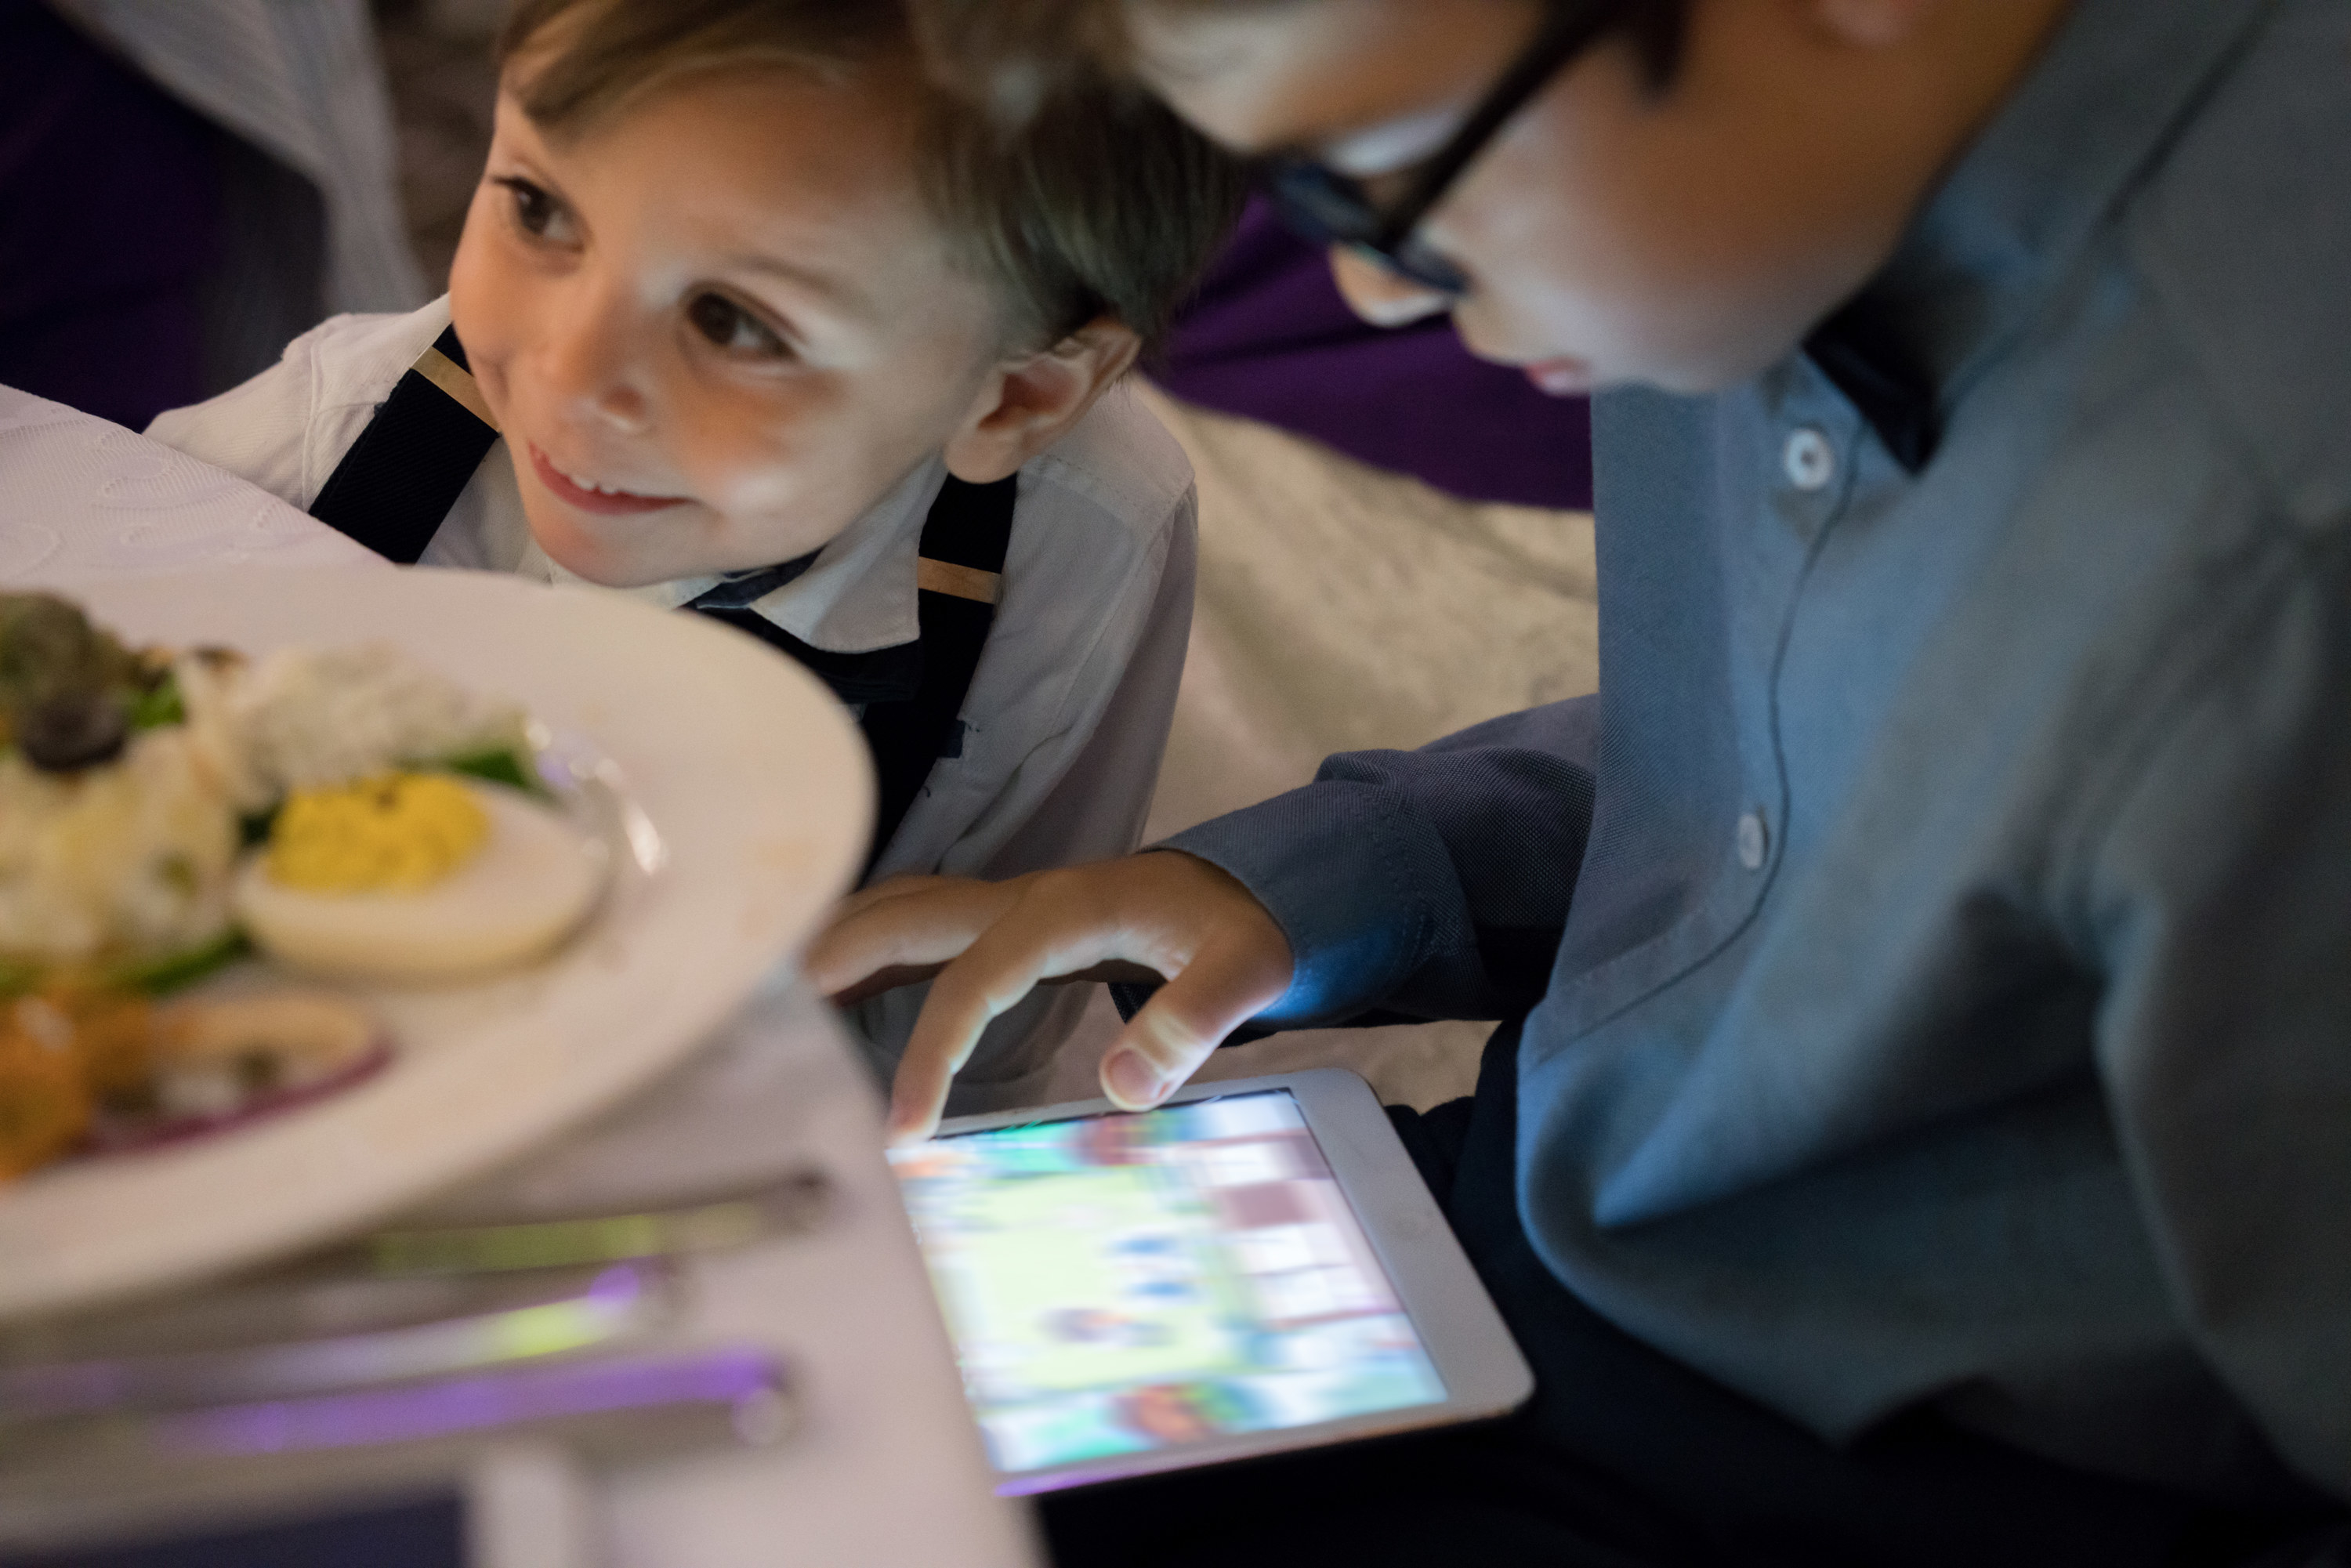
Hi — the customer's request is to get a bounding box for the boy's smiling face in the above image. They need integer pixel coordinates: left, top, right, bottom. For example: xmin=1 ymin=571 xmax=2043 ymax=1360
xmin=448 ymin=56 xmax=1007 ymax=588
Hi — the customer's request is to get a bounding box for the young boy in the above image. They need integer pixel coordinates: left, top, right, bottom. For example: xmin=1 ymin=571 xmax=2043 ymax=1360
xmin=817 ymin=0 xmax=2351 ymax=1562
xmin=149 ymin=0 xmax=1241 ymax=1106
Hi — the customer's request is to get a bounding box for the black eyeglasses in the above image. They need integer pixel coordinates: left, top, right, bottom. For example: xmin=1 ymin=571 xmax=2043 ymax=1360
xmin=1259 ymin=2 xmax=1626 ymax=296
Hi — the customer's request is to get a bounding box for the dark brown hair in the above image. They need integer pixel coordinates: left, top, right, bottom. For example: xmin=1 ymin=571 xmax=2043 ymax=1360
xmin=496 ymin=0 xmax=1246 ymax=349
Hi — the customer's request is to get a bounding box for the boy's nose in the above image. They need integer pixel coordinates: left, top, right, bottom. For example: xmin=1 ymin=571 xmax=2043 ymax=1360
xmin=1328 ymin=246 xmax=1455 ymax=328
xmin=544 ymin=299 xmax=655 ymax=436
xmin=584 ymin=380 xmax=654 ymax=436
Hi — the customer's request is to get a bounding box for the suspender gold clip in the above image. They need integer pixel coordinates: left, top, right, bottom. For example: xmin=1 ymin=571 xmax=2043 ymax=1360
xmin=412 ymin=345 xmax=499 ymax=433
xmin=916 ymin=557 xmax=1001 ymax=604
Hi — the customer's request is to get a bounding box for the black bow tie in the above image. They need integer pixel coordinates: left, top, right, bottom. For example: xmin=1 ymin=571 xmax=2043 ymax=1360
xmin=688 ymin=552 xmax=818 ymax=610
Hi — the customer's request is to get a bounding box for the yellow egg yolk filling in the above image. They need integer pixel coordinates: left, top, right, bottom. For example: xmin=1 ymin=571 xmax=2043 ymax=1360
xmin=266 ymin=773 xmax=488 ymax=893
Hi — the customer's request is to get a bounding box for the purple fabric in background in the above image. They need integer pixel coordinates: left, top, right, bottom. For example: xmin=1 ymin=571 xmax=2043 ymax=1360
xmin=1157 ymin=199 xmax=1594 ymax=512
xmin=0 ymin=0 xmax=218 ymax=430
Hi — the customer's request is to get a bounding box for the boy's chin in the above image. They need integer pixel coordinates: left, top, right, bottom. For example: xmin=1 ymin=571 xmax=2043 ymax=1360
xmin=523 ymin=514 xmax=676 ymax=590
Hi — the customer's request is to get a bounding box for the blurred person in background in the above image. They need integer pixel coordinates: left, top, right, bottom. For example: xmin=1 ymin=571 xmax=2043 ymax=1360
xmin=0 ymin=0 xmax=422 ymax=429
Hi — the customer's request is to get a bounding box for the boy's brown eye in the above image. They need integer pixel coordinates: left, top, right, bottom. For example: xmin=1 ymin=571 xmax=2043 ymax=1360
xmin=686 ymin=292 xmax=789 ymax=359
xmin=494 ymin=176 xmax=560 ymax=238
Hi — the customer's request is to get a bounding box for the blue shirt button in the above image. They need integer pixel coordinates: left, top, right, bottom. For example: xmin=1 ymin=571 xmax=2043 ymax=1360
xmin=1737 ymin=810 xmax=1770 ymax=871
xmin=1783 ymin=427 xmax=1837 ymax=491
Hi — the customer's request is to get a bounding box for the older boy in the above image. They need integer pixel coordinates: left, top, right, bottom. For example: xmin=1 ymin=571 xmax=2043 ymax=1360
xmin=150 ymin=0 xmax=1241 ymax=1106
xmin=815 ymin=0 xmax=2351 ymax=1561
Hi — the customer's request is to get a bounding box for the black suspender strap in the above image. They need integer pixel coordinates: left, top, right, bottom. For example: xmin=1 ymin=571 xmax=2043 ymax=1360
xmin=854 ymin=473 xmax=1016 ymax=871
xmin=309 ymin=326 xmax=500 ymax=563
xmin=694 ymin=475 xmax=1015 ymax=870
xmin=691 ymin=555 xmax=926 ymax=707
xmin=695 ymin=604 xmax=927 ymax=707
xmin=312 ymin=325 xmax=1016 ymax=873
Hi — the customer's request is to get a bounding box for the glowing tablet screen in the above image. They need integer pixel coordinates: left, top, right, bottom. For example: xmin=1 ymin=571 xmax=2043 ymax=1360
xmin=889 ymin=1090 xmax=1447 ymax=1477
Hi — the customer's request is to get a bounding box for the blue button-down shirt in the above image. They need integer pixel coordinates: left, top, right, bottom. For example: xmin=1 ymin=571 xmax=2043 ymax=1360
xmin=1172 ymin=0 xmax=2351 ymax=1503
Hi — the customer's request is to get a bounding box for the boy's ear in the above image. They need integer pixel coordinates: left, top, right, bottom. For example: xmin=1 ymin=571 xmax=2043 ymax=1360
xmin=941 ymin=317 xmax=1142 ymax=485
xmin=1802 ymin=0 xmax=1941 ymax=49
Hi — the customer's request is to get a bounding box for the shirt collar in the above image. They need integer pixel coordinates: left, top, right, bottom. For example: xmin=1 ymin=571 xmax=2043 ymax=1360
xmin=1809 ymin=0 xmax=2277 ymax=465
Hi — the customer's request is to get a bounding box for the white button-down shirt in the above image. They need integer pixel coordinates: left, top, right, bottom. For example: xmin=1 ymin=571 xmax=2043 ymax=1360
xmin=149 ymin=298 xmax=1197 ymax=1106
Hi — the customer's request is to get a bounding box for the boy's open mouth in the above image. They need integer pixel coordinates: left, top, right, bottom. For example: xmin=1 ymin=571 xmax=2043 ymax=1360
xmin=527 ymin=443 xmax=688 ymax=516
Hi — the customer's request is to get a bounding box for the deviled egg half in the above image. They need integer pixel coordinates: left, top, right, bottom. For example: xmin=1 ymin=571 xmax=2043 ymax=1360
xmin=233 ymin=771 xmax=605 ymax=984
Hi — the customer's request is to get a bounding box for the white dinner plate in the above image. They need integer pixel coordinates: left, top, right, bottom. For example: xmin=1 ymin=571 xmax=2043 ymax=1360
xmin=0 ymin=567 xmax=873 ymax=1321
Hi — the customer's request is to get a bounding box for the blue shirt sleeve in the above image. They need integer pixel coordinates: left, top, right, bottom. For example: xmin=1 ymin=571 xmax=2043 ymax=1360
xmin=1164 ymin=694 xmax=1599 ymax=1029
xmin=2080 ymin=543 xmax=2351 ymax=1495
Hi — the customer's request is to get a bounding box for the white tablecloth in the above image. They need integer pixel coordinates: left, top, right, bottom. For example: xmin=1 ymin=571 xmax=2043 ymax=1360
xmin=0 ymin=386 xmax=1039 ymax=1568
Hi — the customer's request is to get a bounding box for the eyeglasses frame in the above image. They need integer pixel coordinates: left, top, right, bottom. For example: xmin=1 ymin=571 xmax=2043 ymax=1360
xmin=1259 ymin=1 xmax=1632 ymax=295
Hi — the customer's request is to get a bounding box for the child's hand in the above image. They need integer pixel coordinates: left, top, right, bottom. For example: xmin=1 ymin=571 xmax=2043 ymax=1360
xmin=806 ymin=854 xmax=1295 ymax=1145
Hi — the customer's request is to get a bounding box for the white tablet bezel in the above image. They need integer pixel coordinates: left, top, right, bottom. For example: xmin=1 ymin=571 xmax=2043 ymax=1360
xmin=916 ymin=1067 xmax=1534 ymax=1495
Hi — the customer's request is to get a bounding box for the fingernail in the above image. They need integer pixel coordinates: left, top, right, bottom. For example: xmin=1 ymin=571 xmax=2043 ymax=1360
xmin=1103 ymin=1048 xmax=1163 ymax=1106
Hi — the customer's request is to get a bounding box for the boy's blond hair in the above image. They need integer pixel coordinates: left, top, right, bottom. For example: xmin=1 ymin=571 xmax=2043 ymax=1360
xmin=498 ymin=0 xmax=1246 ymax=350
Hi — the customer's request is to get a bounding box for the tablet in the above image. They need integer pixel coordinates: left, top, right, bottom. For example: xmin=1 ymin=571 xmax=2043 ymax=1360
xmin=889 ymin=1069 xmax=1533 ymax=1494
